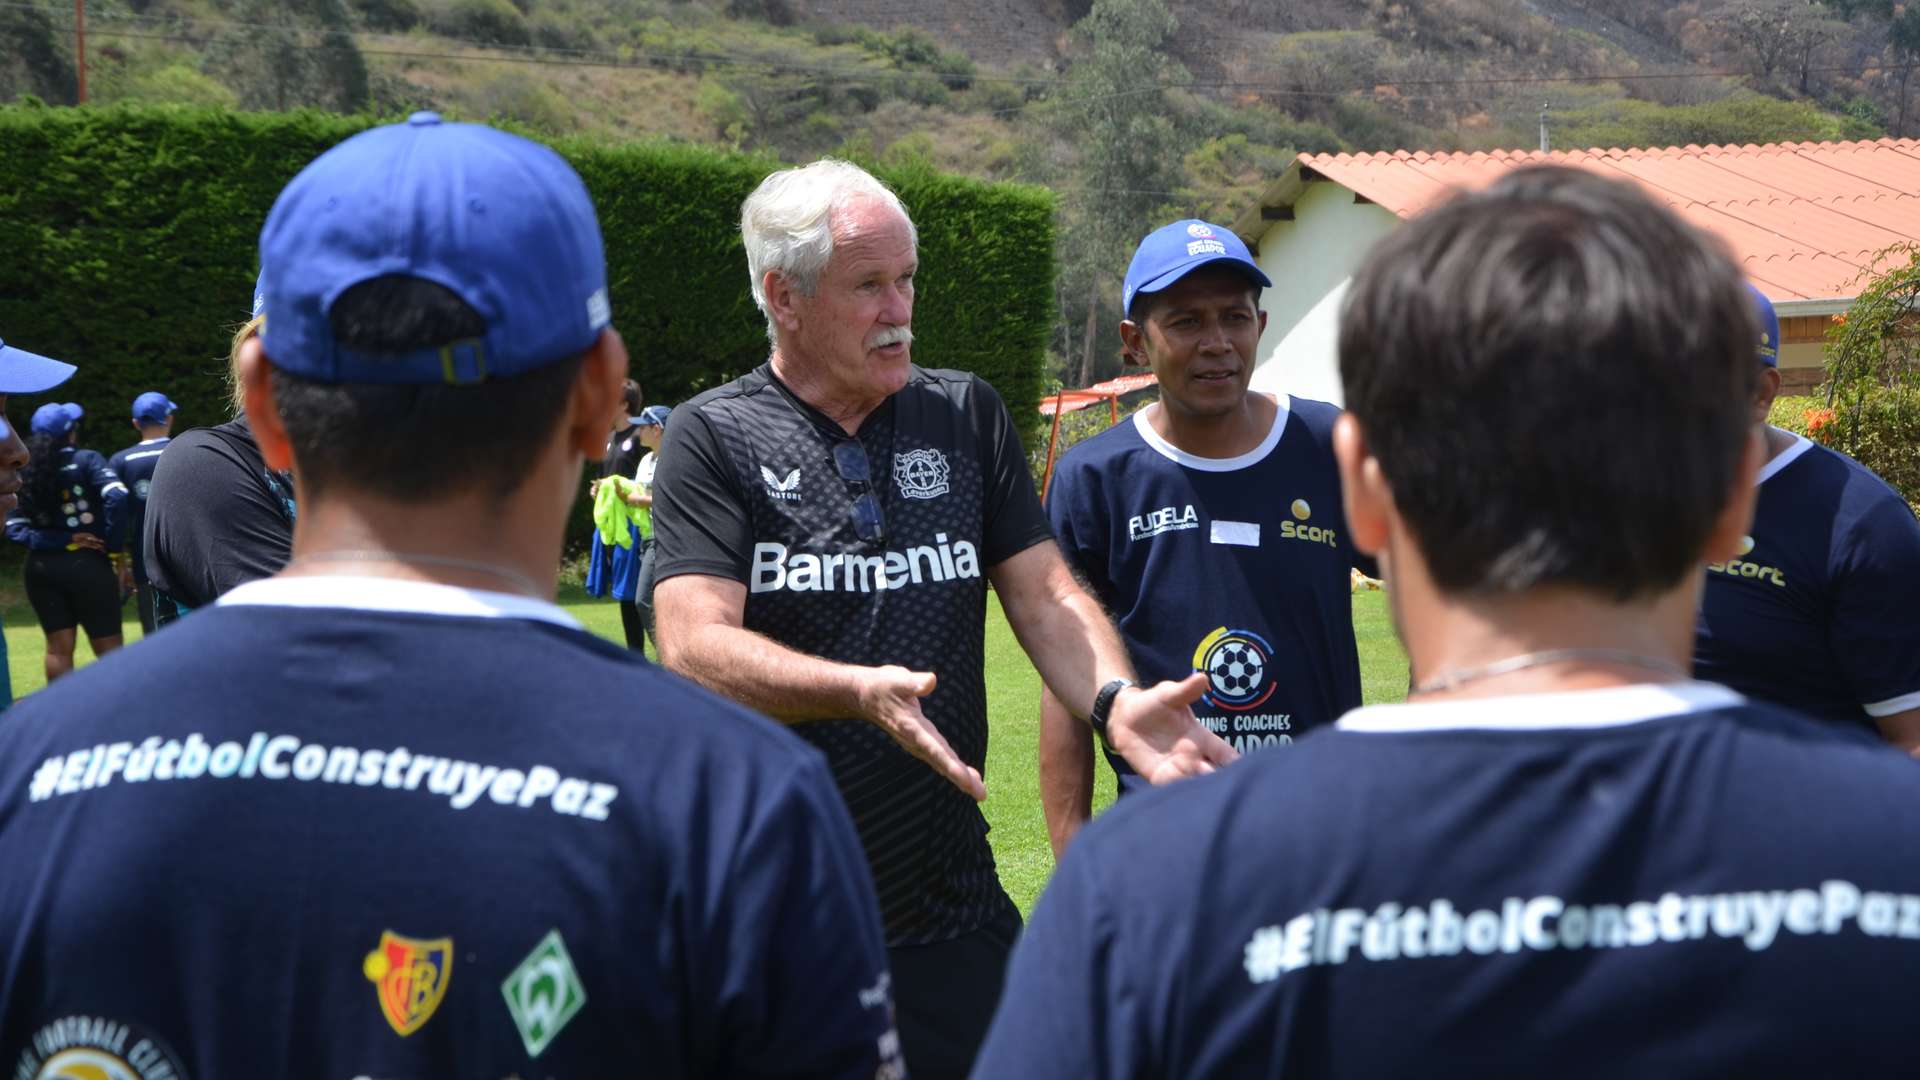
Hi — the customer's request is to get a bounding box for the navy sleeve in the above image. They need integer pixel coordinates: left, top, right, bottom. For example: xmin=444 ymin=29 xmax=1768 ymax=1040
xmin=1829 ymin=496 xmax=1920 ymax=716
xmin=82 ymin=451 xmax=128 ymax=553
xmin=650 ymin=409 xmax=757 ymax=585
xmin=972 ymin=839 xmax=1138 ymax=1079
xmin=712 ymin=753 xmax=904 ymax=1079
xmin=973 ymin=376 xmax=1053 ymax=567
xmin=4 ymin=513 xmax=72 ymax=553
xmin=142 ymin=430 xmax=292 ymax=607
xmin=1046 ymin=454 xmax=1115 ymax=606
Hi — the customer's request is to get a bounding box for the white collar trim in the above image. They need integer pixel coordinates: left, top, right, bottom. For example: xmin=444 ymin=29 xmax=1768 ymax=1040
xmin=1756 ymin=429 xmax=1814 ymax=486
xmin=1335 ymin=681 xmax=1744 ymax=734
xmin=219 ymin=575 xmax=582 ymax=630
xmin=1132 ymin=394 xmax=1289 ymax=472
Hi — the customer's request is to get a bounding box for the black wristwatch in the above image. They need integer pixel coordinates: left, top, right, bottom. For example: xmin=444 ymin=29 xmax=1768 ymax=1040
xmin=1088 ymin=678 xmax=1136 ymax=749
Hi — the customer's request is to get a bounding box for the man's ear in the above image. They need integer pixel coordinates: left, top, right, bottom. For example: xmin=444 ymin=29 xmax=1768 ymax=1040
xmin=1704 ymin=426 xmax=1766 ymax=563
xmin=1333 ymin=412 xmax=1392 ymax=559
xmin=763 ymin=270 xmax=804 ymax=335
xmin=569 ymin=328 xmax=630 ymax=459
xmin=1118 ymin=320 xmax=1150 ymax=368
xmin=238 ymin=335 xmax=294 ymax=472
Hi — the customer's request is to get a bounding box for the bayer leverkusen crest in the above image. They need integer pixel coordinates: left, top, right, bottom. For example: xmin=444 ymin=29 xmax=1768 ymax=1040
xmin=363 ymin=930 xmax=454 ymax=1037
xmin=893 ymin=447 xmax=950 ymax=500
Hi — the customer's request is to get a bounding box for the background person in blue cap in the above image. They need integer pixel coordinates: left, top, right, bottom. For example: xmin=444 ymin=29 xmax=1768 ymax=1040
xmin=0 ymin=336 xmax=76 ymax=708
xmin=5 ymin=401 xmax=128 ymax=684
xmin=0 ymin=112 xmax=902 ymax=1079
xmin=976 ymin=165 xmax=1920 ymax=1080
xmin=141 ymin=280 xmax=295 ymax=626
xmin=1693 ymin=285 xmax=1920 ymax=749
xmin=1038 ymin=218 xmax=1373 ymax=858
xmin=110 ymin=390 xmax=177 ymax=633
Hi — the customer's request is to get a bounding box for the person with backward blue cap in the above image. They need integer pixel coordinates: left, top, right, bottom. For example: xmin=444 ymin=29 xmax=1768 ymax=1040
xmin=109 ymin=390 xmax=180 ymax=634
xmin=1693 ymin=283 xmax=1920 ymax=747
xmin=0 ymin=336 xmax=77 ymax=709
xmin=0 ymin=112 xmax=902 ymax=1079
xmin=5 ymin=396 xmax=129 ymax=686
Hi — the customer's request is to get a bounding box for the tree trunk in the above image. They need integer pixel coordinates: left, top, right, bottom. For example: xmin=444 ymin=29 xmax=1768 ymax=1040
xmin=1901 ymin=64 xmax=1913 ymax=139
xmin=1077 ymin=289 xmax=1100 ymax=388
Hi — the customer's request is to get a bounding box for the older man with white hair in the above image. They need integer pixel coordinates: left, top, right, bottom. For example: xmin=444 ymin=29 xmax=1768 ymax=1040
xmin=651 ymin=159 xmax=1236 ymax=1078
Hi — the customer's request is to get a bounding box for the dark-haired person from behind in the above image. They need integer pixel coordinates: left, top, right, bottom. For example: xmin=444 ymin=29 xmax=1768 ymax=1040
xmin=0 ymin=113 xmax=900 ymax=1078
xmin=586 ymin=377 xmax=649 ymax=649
xmin=6 ymin=402 xmax=127 ymax=683
xmin=975 ymin=166 xmax=1920 ymax=1078
xmin=109 ymin=391 xmax=178 ymax=634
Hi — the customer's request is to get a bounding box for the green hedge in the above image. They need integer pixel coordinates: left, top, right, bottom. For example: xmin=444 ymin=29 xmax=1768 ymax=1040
xmin=0 ymin=103 xmax=1055 ymax=548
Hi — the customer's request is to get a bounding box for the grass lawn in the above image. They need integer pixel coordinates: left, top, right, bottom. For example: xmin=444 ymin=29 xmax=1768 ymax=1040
xmin=0 ymin=580 xmax=1407 ymax=915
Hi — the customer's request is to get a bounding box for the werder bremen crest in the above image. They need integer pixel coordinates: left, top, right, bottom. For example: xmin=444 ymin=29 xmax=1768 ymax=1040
xmin=893 ymin=448 xmax=950 ymax=500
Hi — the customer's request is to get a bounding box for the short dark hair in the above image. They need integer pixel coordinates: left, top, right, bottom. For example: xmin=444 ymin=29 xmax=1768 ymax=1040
xmin=269 ymin=276 xmax=585 ymax=500
xmin=1338 ymin=166 xmax=1757 ymax=600
xmin=621 ymin=379 xmax=644 ymax=417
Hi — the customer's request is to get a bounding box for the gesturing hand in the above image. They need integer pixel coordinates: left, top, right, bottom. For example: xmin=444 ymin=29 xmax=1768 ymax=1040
xmin=71 ymin=532 xmax=106 ymax=553
xmin=1104 ymin=673 xmax=1239 ymax=785
xmin=854 ymin=665 xmax=987 ymax=802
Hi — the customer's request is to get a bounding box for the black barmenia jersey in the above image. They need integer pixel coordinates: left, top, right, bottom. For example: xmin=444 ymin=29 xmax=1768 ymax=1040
xmin=652 ymin=363 xmax=1052 ymax=946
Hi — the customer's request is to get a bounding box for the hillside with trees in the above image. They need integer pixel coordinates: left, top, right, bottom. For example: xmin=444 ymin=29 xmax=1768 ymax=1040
xmin=4 ymin=0 xmax=1910 ymax=384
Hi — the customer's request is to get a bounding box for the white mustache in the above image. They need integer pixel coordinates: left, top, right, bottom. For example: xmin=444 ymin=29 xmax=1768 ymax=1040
xmin=868 ymin=326 xmax=913 ymax=349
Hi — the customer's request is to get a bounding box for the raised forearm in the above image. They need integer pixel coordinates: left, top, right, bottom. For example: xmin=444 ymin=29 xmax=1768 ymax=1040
xmin=662 ymin=619 xmax=869 ymax=723
xmin=1039 ymin=685 xmax=1095 ymax=860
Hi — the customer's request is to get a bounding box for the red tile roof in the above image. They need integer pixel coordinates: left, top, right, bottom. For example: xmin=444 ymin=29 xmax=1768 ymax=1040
xmin=1279 ymin=140 xmax=1920 ymax=303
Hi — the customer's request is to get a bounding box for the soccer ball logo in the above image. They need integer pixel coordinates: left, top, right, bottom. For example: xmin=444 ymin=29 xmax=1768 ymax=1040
xmin=1195 ymin=628 xmax=1277 ymax=710
xmin=1187 ymin=222 xmax=1215 ymax=238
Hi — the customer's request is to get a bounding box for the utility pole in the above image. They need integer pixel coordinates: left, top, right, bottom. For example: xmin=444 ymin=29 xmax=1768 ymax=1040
xmin=1539 ymin=102 xmax=1549 ymax=153
xmin=74 ymin=0 xmax=87 ymax=104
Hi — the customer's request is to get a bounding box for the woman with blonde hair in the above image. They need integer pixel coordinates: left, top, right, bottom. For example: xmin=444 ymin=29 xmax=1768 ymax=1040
xmin=142 ymin=280 xmax=296 ymax=625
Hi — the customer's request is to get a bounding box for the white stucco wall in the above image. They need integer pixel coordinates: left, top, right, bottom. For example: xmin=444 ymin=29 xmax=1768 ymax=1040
xmin=1247 ymin=182 xmax=1400 ymax=407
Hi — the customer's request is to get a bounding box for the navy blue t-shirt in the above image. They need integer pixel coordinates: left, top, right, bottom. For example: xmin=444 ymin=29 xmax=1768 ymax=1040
xmin=1047 ymin=397 xmax=1368 ymax=789
xmin=0 ymin=578 xmax=902 ymax=1079
xmin=108 ymin=437 xmax=170 ymax=581
xmin=976 ymin=684 xmax=1920 ymax=1078
xmin=1695 ymin=433 xmax=1920 ymax=730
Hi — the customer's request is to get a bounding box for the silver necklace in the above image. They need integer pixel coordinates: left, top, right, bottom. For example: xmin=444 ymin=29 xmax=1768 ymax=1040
xmin=288 ymin=550 xmax=544 ymax=599
xmin=1410 ymin=648 xmax=1689 ymax=696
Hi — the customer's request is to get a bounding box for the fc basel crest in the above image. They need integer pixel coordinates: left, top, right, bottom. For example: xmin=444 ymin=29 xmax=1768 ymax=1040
xmin=363 ymin=930 xmax=454 ymax=1037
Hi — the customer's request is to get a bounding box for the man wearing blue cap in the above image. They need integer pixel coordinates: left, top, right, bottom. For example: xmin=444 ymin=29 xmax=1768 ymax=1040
xmin=0 ymin=115 xmax=902 ymax=1078
xmin=110 ymin=391 xmax=178 ymax=633
xmin=1037 ymin=219 xmax=1371 ymax=856
xmin=0 ymin=337 xmax=76 ymax=708
xmin=1694 ymin=286 xmax=1920 ymax=748
xmin=978 ymin=165 xmax=1920 ymax=1080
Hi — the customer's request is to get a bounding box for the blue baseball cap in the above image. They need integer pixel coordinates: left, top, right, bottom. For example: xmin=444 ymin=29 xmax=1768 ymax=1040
xmin=1748 ymin=284 xmax=1779 ymax=367
xmin=252 ymin=271 xmax=267 ymax=320
xmin=0 ymin=338 xmax=77 ymax=395
xmin=637 ymin=404 xmax=671 ymax=426
xmin=31 ymin=402 xmax=83 ymax=437
xmin=258 ymin=112 xmax=612 ymax=386
xmin=1122 ymin=219 xmax=1272 ymax=319
xmin=132 ymin=391 xmax=178 ymax=423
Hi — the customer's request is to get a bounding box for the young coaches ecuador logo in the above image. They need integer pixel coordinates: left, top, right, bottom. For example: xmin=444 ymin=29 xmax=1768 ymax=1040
xmin=363 ymin=931 xmax=454 ymax=1037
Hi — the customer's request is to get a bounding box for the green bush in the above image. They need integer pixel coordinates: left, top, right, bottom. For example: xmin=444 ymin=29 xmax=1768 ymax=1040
xmin=0 ymin=104 xmax=1055 ymax=549
xmin=430 ymin=0 xmax=533 ymax=47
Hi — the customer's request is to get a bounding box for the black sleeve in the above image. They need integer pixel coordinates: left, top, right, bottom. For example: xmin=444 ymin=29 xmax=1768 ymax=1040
xmin=972 ymin=376 xmax=1054 ymax=567
xmin=142 ymin=430 xmax=293 ymax=608
xmin=650 ymin=408 xmax=756 ymax=585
